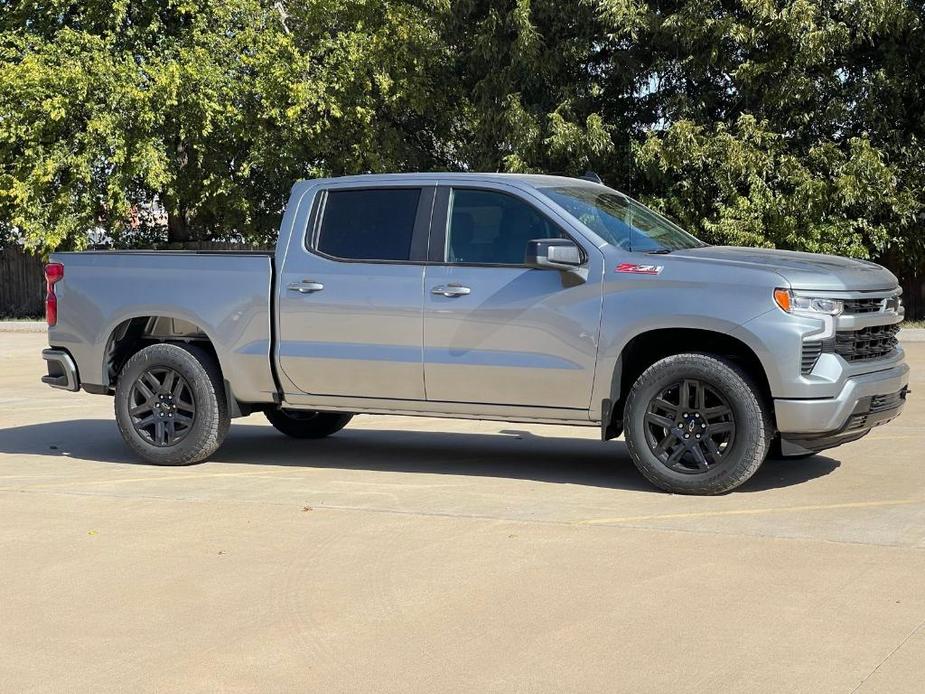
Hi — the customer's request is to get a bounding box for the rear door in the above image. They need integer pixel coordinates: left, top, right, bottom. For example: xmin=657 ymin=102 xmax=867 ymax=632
xmin=422 ymin=184 xmax=604 ymax=411
xmin=277 ymin=184 xmax=434 ymax=400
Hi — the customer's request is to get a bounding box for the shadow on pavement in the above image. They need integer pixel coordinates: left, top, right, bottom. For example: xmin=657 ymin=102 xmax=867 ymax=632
xmin=0 ymin=418 xmax=840 ymax=493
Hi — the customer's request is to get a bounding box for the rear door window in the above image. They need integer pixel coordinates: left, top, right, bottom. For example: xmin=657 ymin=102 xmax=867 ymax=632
xmin=315 ymin=188 xmax=422 ymax=261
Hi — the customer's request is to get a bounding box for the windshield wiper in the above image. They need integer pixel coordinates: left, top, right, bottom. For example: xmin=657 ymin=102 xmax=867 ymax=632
xmin=647 ymin=248 xmax=672 ymax=254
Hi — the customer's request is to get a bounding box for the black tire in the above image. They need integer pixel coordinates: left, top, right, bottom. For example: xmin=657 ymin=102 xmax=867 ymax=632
xmin=114 ymin=343 xmax=230 ymax=465
xmin=623 ymin=353 xmax=773 ymax=495
xmin=264 ymin=409 xmax=353 ymax=439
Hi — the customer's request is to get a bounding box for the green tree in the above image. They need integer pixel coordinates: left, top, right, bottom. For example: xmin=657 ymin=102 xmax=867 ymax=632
xmin=593 ymin=0 xmax=924 ymax=268
xmin=438 ymin=0 xmax=923 ymax=275
xmin=1 ymin=0 xmax=923 ymax=291
xmin=0 ymin=0 xmax=451 ymax=251
xmin=438 ymin=0 xmax=617 ymax=175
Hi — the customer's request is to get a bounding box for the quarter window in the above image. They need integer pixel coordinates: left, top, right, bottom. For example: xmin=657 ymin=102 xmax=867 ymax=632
xmin=315 ymin=188 xmax=421 ymax=261
xmin=446 ymin=189 xmax=564 ymax=265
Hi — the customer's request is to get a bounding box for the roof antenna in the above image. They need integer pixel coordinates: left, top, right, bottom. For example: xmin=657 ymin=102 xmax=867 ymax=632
xmin=579 ymin=171 xmax=603 ymax=184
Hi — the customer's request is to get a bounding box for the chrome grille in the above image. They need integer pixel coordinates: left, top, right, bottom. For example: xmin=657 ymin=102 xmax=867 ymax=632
xmin=801 ymin=341 xmax=823 ymax=374
xmin=835 ymin=324 xmax=900 ymax=362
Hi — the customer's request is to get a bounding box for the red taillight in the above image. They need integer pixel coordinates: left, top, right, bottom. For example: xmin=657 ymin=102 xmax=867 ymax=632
xmin=45 ymin=263 xmax=64 ymax=327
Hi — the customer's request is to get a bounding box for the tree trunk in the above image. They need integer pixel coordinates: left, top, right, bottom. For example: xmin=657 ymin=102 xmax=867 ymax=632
xmin=167 ymin=138 xmax=192 ymax=245
xmin=167 ymin=210 xmax=192 ymax=244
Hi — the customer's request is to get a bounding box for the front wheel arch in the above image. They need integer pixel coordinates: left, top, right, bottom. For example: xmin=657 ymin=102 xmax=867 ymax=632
xmin=607 ymin=328 xmax=774 ymax=434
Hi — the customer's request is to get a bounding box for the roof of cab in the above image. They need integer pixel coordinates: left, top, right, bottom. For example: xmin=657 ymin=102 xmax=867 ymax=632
xmin=293 ymin=172 xmax=604 ymax=192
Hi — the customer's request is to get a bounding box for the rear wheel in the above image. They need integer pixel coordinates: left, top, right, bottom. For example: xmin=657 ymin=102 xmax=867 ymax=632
xmin=265 ymin=409 xmax=353 ymax=439
xmin=623 ymin=353 xmax=772 ymax=495
xmin=115 ymin=343 xmax=229 ymax=465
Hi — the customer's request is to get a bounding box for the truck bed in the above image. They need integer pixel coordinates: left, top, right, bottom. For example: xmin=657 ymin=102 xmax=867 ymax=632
xmin=48 ymin=250 xmax=277 ymax=404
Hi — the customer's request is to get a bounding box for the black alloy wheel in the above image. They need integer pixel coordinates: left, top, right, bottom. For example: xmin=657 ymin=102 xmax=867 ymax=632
xmin=643 ymin=378 xmax=736 ymax=473
xmin=623 ymin=353 xmax=772 ymax=495
xmin=127 ymin=366 xmax=196 ymax=447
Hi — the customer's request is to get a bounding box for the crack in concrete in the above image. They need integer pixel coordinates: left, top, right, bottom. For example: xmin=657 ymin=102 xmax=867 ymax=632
xmin=850 ymin=617 xmax=925 ymax=693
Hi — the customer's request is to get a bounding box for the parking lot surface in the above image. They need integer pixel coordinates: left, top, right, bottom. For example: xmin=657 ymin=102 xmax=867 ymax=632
xmin=1 ymin=331 xmax=924 ymax=693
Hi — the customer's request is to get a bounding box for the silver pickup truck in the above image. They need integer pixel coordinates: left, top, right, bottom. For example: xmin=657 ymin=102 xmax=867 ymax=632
xmin=41 ymin=173 xmax=909 ymax=494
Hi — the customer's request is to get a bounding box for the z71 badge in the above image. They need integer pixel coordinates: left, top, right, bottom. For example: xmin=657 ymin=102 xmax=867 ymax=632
xmin=616 ymin=263 xmax=664 ymax=275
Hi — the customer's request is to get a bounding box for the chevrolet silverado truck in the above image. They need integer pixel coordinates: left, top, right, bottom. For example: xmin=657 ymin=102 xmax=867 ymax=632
xmin=41 ymin=174 xmax=909 ymax=494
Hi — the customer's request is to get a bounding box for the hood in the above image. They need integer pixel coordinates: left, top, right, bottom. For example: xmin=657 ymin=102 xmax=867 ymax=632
xmin=667 ymin=246 xmax=898 ymax=292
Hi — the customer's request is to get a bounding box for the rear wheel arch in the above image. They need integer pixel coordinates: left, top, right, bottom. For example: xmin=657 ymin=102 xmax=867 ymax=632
xmin=103 ymin=315 xmax=223 ymax=389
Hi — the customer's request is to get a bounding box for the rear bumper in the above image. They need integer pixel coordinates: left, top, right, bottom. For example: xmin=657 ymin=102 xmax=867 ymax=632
xmin=775 ymin=362 xmax=909 ymax=455
xmin=42 ymin=348 xmax=80 ymax=392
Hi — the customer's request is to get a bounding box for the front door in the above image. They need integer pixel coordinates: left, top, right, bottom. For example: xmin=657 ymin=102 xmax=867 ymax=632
xmin=277 ymin=184 xmax=433 ymax=400
xmin=423 ymin=186 xmax=603 ymax=410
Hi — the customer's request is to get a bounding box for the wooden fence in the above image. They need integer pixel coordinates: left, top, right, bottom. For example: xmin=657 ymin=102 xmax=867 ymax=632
xmin=0 ymin=246 xmax=45 ymax=318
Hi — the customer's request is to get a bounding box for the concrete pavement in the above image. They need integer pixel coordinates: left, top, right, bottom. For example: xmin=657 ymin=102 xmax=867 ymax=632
xmin=1 ymin=331 xmax=923 ymax=693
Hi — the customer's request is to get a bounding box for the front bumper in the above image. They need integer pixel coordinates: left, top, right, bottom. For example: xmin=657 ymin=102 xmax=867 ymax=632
xmin=42 ymin=348 xmax=80 ymax=392
xmin=775 ymin=362 xmax=909 ymax=455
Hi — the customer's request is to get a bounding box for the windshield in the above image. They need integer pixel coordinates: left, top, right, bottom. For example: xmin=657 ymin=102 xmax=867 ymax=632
xmin=540 ymin=185 xmax=707 ymax=252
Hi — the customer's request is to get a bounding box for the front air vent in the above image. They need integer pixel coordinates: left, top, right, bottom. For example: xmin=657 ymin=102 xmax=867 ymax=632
xmin=870 ymin=387 xmax=907 ymax=414
xmin=801 ymin=341 xmax=824 ymax=374
xmin=846 ymin=414 xmax=868 ymax=431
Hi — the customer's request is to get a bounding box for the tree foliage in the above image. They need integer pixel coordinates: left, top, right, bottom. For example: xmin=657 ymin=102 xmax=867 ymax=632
xmin=0 ymin=0 xmax=450 ymax=249
xmin=441 ymin=0 xmax=924 ymax=274
xmin=0 ymin=0 xmax=923 ymax=282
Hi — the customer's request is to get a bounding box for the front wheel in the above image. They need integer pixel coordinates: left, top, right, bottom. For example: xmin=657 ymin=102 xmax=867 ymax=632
xmin=623 ymin=353 xmax=772 ymax=495
xmin=264 ymin=409 xmax=353 ymax=439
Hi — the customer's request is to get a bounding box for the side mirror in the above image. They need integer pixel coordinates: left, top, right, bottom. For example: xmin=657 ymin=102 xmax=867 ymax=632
xmin=525 ymin=239 xmax=583 ymax=270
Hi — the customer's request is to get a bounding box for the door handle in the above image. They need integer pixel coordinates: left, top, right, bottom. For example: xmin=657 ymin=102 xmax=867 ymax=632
xmin=431 ymin=284 xmax=471 ymax=297
xmin=287 ymin=281 xmax=325 ymax=294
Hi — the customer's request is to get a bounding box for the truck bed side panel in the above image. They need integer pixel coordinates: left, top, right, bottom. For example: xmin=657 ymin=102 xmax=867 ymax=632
xmin=48 ymin=252 xmax=275 ymax=403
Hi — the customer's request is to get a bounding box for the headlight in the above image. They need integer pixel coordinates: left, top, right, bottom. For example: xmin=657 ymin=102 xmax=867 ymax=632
xmin=773 ymin=288 xmax=844 ymax=316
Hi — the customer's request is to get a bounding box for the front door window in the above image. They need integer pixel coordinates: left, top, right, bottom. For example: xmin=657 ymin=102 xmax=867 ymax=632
xmin=446 ymin=189 xmax=565 ymax=265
